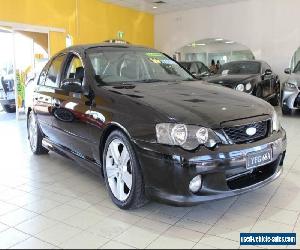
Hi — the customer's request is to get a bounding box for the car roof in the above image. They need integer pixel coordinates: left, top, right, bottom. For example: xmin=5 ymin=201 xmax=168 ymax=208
xmin=60 ymin=43 xmax=157 ymax=54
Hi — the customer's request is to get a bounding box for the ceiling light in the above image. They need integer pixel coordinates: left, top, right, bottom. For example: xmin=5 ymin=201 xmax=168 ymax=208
xmin=225 ymin=41 xmax=235 ymax=44
xmin=196 ymin=43 xmax=206 ymax=46
xmin=215 ymin=38 xmax=224 ymax=41
xmin=153 ymin=6 xmax=158 ymax=9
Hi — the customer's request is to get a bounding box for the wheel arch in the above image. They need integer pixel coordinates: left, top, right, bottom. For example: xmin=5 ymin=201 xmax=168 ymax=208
xmin=99 ymin=122 xmax=133 ymax=168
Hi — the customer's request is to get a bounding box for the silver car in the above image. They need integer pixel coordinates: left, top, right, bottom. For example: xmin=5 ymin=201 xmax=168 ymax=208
xmin=282 ymin=61 xmax=300 ymax=115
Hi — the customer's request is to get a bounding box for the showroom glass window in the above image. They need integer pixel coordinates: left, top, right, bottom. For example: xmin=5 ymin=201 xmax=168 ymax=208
xmin=87 ymin=49 xmax=193 ymax=84
xmin=44 ymin=54 xmax=67 ymax=88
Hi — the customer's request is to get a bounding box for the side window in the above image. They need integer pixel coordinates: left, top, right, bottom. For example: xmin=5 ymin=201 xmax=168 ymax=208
xmin=38 ymin=61 xmax=51 ymax=85
xmin=63 ymin=55 xmax=84 ymax=85
xmin=38 ymin=69 xmax=47 ymax=86
xmin=45 ymin=54 xmax=66 ymax=88
xmin=60 ymin=54 xmax=84 ymax=93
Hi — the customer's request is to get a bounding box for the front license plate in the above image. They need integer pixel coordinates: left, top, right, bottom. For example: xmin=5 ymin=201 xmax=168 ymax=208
xmin=246 ymin=148 xmax=273 ymax=169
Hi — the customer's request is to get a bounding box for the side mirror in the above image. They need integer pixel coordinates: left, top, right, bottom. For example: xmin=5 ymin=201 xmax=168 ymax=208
xmin=61 ymin=78 xmax=83 ymax=93
xmin=264 ymin=69 xmax=272 ymax=76
xmin=284 ymin=68 xmax=291 ymax=74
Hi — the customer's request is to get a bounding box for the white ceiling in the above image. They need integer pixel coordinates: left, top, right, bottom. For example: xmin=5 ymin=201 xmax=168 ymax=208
xmin=102 ymin=0 xmax=249 ymax=14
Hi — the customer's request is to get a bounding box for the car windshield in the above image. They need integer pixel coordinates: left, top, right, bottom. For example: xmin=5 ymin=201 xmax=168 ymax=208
xmin=293 ymin=61 xmax=300 ymax=73
xmin=218 ymin=61 xmax=261 ymax=75
xmin=87 ymin=49 xmax=193 ymax=84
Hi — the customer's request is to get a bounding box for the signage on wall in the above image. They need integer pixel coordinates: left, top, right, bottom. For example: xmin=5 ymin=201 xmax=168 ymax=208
xmin=117 ymin=31 xmax=125 ymax=40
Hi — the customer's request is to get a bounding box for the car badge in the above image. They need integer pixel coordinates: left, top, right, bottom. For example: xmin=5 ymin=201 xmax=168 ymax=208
xmin=246 ymin=127 xmax=257 ymax=136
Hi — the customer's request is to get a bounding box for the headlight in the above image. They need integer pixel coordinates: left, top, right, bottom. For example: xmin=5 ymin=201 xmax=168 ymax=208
xmin=285 ymin=82 xmax=297 ymax=90
xmin=236 ymin=84 xmax=245 ymax=92
xmin=272 ymin=110 xmax=280 ymax=132
xmin=156 ymin=123 xmax=220 ymax=150
xmin=245 ymin=82 xmax=252 ymax=91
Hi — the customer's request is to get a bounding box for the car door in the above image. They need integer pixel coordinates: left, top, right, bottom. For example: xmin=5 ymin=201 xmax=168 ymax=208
xmin=50 ymin=52 xmax=94 ymax=160
xmin=34 ymin=54 xmax=66 ymax=138
xmin=261 ymin=62 xmax=272 ymax=97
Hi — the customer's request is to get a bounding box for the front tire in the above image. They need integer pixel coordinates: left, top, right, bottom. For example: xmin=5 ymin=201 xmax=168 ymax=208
xmin=103 ymin=130 xmax=147 ymax=210
xmin=27 ymin=112 xmax=49 ymax=155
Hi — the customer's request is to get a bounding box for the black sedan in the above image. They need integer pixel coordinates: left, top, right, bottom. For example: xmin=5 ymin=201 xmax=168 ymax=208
xmin=179 ymin=61 xmax=211 ymax=79
xmin=206 ymin=60 xmax=280 ymax=106
xmin=27 ymin=44 xmax=286 ymax=209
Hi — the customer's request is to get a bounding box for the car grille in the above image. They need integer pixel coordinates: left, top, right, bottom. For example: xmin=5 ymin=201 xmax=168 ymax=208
xmin=227 ymin=160 xmax=277 ymax=190
xmin=223 ymin=120 xmax=269 ymax=144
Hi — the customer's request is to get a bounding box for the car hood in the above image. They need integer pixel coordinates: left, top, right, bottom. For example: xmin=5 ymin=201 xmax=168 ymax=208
xmin=104 ymin=81 xmax=272 ymax=128
xmin=206 ymin=74 xmax=257 ymax=87
xmin=287 ymin=73 xmax=300 ymax=86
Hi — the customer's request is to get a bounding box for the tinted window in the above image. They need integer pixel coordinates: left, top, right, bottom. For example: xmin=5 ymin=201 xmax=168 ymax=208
xmin=45 ymin=54 xmax=66 ymax=87
xmin=64 ymin=55 xmax=84 ymax=82
xmin=219 ymin=61 xmax=261 ymax=75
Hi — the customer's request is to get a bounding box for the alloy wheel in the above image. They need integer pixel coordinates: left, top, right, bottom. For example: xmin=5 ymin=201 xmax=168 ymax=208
xmin=105 ymin=139 xmax=133 ymax=202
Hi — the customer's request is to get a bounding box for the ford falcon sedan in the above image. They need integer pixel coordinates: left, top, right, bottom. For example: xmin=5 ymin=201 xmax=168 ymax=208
xmin=26 ymin=44 xmax=286 ymax=209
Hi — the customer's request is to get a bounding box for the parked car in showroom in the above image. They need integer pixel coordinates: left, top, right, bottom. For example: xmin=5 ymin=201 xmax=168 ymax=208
xmin=179 ymin=61 xmax=211 ymax=79
xmin=281 ymin=61 xmax=300 ymax=115
xmin=206 ymin=60 xmax=280 ymax=106
xmin=27 ymin=44 xmax=286 ymax=209
xmin=0 ymin=73 xmax=16 ymax=113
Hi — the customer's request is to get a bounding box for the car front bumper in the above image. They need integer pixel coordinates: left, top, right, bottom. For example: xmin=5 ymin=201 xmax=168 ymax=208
xmin=0 ymin=90 xmax=15 ymax=107
xmin=282 ymin=87 xmax=300 ymax=110
xmin=133 ymin=128 xmax=286 ymax=206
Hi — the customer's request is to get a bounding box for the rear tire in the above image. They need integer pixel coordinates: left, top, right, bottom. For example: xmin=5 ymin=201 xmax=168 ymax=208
xmin=103 ymin=130 xmax=147 ymax=210
xmin=3 ymin=105 xmax=16 ymax=113
xmin=27 ymin=112 xmax=49 ymax=155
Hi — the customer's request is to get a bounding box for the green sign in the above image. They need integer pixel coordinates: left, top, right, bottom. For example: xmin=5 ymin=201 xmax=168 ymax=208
xmin=117 ymin=31 xmax=125 ymax=39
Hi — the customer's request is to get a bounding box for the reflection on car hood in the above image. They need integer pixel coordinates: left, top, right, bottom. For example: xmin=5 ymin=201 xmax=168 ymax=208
xmin=206 ymin=74 xmax=257 ymax=87
xmin=287 ymin=73 xmax=300 ymax=86
xmin=105 ymin=81 xmax=272 ymax=128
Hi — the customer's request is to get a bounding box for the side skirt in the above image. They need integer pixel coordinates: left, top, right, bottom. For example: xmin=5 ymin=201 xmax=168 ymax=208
xmin=42 ymin=138 xmax=103 ymax=178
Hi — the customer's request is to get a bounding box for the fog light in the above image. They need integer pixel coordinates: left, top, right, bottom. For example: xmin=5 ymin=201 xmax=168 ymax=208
xmin=189 ymin=175 xmax=202 ymax=193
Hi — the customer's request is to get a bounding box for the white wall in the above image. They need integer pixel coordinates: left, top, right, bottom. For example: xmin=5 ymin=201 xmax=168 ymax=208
xmin=155 ymin=0 xmax=300 ymax=78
